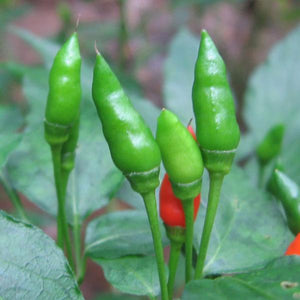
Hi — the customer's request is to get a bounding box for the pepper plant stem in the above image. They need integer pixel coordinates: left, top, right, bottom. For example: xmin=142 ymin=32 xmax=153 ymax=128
xmin=51 ymin=145 xmax=75 ymax=271
xmin=194 ymin=173 xmax=224 ymax=279
xmin=0 ymin=171 xmax=28 ymax=222
xmin=182 ymin=199 xmax=194 ymax=283
xmin=142 ymin=191 xmax=168 ymax=300
xmin=167 ymin=240 xmax=182 ymax=300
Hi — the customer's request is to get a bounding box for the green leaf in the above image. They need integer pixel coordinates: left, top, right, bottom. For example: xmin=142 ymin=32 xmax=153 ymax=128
xmin=242 ymin=25 xmax=300 ymax=185
xmin=23 ymin=73 xmax=49 ymax=125
xmin=95 ymin=256 xmax=161 ymax=297
xmin=194 ymin=166 xmax=293 ymax=275
xmin=0 ymin=133 xmax=21 ymax=170
xmin=182 ymin=256 xmax=300 ymax=299
xmin=0 ymin=210 xmax=83 ymax=299
xmin=85 ymin=210 xmax=167 ymax=259
xmin=0 ymin=105 xmax=23 ymax=133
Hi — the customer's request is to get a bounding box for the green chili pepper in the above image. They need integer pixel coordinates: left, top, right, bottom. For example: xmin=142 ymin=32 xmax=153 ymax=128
xmin=44 ymin=32 xmax=81 ymax=270
xmin=193 ymin=30 xmax=240 ymax=280
xmin=156 ymin=109 xmax=203 ymax=200
xmin=256 ymin=123 xmax=285 ymax=167
xmin=44 ymin=32 xmax=81 ymax=146
xmin=270 ymin=169 xmax=300 ymax=236
xmin=92 ymin=49 xmax=161 ymax=194
xmin=192 ymin=30 xmax=240 ymax=175
xmin=156 ymin=109 xmax=203 ymax=283
xmin=92 ymin=49 xmax=168 ymax=299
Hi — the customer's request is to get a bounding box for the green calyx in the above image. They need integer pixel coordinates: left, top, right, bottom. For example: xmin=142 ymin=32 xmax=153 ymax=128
xmin=61 ymin=118 xmax=80 ymax=172
xmin=164 ymin=224 xmax=185 ymax=244
xmin=192 ymin=30 xmax=240 ymax=174
xmin=272 ymin=169 xmax=300 ymax=236
xmin=44 ymin=120 xmax=70 ymax=146
xmin=45 ymin=32 xmax=81 ymax=147
xmin=156 ymin=109 xmax=203 ymax=200
xmin=256 ymin=123 xmax=285 ymax=166
xmin=92 ymin=51 xmax=161 ymax=194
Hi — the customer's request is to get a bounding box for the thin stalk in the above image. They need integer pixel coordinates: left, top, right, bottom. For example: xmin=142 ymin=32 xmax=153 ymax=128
xmin=142 ymin=191 xmax=168 ymax=300
xmin=194 ymin=173 xmax=224 ymax=279
xmin=51 ymin=146 xmax=75 ymax=271
xmin=0 ymin=171 xmax=28 ymax=222
xmin=167 ymin=240 xmax=182 ymax=300
xmin=182 ymin=199 xmax=194 ymax=283
xmin=60 ymin=169 xmax=70 ymax=251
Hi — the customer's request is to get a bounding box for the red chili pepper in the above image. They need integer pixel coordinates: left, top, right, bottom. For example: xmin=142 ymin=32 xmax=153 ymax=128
xmin=160 ymin=173 xmax=200 ymax=227
xmin=285 ymin=233 xmax=300 ymax=256
xmin=187 ymin=125 xmax=197 ymax=142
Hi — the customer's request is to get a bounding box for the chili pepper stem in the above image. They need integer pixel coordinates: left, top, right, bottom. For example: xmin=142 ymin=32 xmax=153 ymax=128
xmin=182 ymin=199 xmax=194 ymax=282
xmin=0 ymin=171 xmax=29 ymax=223
xmin=194 ymin=172 xmax=224 ymax=279
xmin=51 ymin=145 xmax=75 ymax=271
xmin=142 ymin=191 xmax=168 ymax=300
xmin=167 ymin=239 xmax=182 ymax=300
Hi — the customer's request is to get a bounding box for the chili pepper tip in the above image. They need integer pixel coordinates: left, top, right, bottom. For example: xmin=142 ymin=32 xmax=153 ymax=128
xmin=75 ymin=13 xmax=81 ymax=32
xmin=94 ymin=41 xmax=100 ymax=55
xmin=187 ymin=118 xmax=193 ymax=127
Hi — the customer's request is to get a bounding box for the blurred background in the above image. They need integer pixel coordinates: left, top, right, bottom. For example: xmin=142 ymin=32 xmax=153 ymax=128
xmin=1 ymin=0 xmax=300 ymax=299
xmin=2 ymin=0 xmax=300 ymax=115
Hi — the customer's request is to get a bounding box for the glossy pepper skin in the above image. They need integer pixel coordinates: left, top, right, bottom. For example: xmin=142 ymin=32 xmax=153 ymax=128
xmin=44 ymin=32 xmax=81 ymax=146
xmin=272 ymin=170 xmax=300 ymax=236
xmin=156 ymin=109 xmax=203 ymax=200
xmin=285 ymin=233 xmax=300 ymax=256
xmin=160 ymin=174 xmax=200 ymax=227
xmin=192 ymin=30 xmax=240 ymax=174
xmin=92 ymin=51 xmax=161 ymax=194
xmin=256 ymin=123 xmax=285 ymax=166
